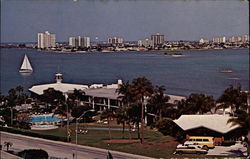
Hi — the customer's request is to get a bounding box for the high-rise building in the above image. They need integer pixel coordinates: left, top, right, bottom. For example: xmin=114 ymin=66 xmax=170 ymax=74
xmin=151 ymin=33 xmax=165 ymax=46
xmin=212 ymin=37 xmax=226 ymax=43
xmin=241 ymin=35 xmax=249 ymax=42
xmin=107 ymin=37 xmax=123 ymax=45
xmin=138 ymin=39 xmax=154 ymax=48
xmin=37 ymin=31 xmax=56 ymax=49
xmin=69 ymin=36 xmax=90 ymax=48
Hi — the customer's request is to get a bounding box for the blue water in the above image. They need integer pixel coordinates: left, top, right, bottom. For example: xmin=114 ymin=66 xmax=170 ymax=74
xmin=0 ymin=48 xmax=249 ymax=98
xmin=30 ymin=115 xmax=60 ymax=123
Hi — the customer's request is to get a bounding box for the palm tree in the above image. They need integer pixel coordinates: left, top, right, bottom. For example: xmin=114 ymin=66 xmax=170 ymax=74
xmin=148 ymin=85 xmax=170 ymax=120
xmin=115 ymin=105 xmax=129 ymax=139
xmin=177 ymin=93 xmax=216 ymax=115
xmin=116 ymin=81 xmax=134 ymax=139
xmin=0 ymin=93 xmax=5 ymax=107
xmin=131 ymin=77 xmax=154 ymax=143
xmin=101 ymin=109 xmax=114 ymax=140
xmin=15 ymin=85 xmax=24 ymax=96
xmin=227 ymin=109 xmax=250 ymax=155
xmin=217 ymin=85 xmax=248 ymax=113
xmin=68 ymin=89 xmax=85 ymax=107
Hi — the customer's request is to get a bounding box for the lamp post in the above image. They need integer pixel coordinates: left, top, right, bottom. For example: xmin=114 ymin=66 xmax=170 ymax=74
xmin=75 ymin=109 xmax=95 ymax=159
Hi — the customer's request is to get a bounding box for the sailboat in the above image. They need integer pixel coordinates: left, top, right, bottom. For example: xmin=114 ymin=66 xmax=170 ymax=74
xmin=19 ymin=54 xmax=33 ymax=73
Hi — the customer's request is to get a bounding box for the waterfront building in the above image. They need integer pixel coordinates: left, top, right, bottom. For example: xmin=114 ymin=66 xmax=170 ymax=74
xmin=69 ymin=36 xmax=90 ymax=48
xmin=212 ymin=37 xmax=226 ymax=43
xmin=138 ymin=39 xmax=154 ymax=48
xmin=29 ymin=73 xmax=89 ymax=96
xmin=199 ymin=39 xmax=209 ymax=44
xmin=174 ymin=114 xmax=243 ymax=142
xmin=107 ymin=37 xmax=124 ymax=45
xmin=37 ymin=31 xmax=56 ymax=49
xmin=151 ymin=33 xmax=165 ymax=46
xmin=241 ymin=35 xmax=249 ymax=42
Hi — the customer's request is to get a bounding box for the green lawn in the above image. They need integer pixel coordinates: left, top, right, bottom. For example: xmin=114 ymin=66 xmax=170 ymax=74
xmin=29 ymin=124 xmax=246 ymax=159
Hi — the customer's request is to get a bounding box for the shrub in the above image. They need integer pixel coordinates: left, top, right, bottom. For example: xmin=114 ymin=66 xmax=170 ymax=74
xmin=155 ymin=117 xmax=186 ymax=141
xmin=221 ymin=140 xmax=236 ymax=146
xmin=155 ymin=118 xmax=175 ymax=136
xmin=18 ymin=149 xmax=49 ymax=159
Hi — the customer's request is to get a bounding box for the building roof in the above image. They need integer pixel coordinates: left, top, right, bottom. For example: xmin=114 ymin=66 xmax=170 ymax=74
xmin=173 ymin=114 xmax=240 ymax=134
xmin=84 ymin=88 xmax=120 ymax=99
xmin=29 ymin=83 xmax=88 ymax=95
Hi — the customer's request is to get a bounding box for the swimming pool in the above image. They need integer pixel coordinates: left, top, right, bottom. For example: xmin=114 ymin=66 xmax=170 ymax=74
xmin=31 ymin=124 xmax=58 ymax=130
xmin=30 ymin=114 xmax=61 ymax=123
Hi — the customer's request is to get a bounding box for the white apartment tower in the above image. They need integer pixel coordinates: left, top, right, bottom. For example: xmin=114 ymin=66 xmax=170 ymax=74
xmin=69 ymin=36 xmax=90 ymax=48
xmin=151 ymin=33 xmax=165 ymax=46
xmin=37 ymin=31 xmax=56 ymax=49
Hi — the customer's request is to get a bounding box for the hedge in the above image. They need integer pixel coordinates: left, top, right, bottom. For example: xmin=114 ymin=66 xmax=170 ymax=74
xmin=221 ymin=140 xmax=236 ymax=146
xmin=0 ymin=126 xmax=69 ymax=142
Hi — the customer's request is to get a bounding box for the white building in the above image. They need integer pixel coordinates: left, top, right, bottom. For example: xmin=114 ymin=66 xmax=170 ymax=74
xmin=138 ymin=39 xmax=154 ymax=48
xmin=212 ymin=37 xmax=226 ymax=43
xmin=151 ymin=33 xmax=165 ymax=46
xmin=69 ymin=36 xmax=90 ymax=48
xmin=107 ymin=37 xmax=124 ymax=45
xmin=38 ymin=31 xmax=56 ymax=49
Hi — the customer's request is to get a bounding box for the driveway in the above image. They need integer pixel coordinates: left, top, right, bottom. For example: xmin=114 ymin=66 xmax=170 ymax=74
xmin=207 ymin=142 xmax=247 ymax=156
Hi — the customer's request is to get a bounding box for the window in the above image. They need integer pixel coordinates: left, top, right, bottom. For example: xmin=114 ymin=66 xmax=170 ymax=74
xmin=196 ymin=139 xmax=202 ymax=141
xmin=203 ymin=139 xmax=209 ymax=141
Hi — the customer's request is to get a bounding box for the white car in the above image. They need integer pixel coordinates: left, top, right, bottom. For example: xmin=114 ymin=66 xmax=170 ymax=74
xmin=177 ymin=142 xmax=199 ymax=149
xmin=175 ymin=145 xmax=208 ymax=155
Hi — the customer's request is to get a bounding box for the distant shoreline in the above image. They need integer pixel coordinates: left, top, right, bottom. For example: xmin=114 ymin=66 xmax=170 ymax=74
xmin=1 ymin=47 xmax=249 ymax=54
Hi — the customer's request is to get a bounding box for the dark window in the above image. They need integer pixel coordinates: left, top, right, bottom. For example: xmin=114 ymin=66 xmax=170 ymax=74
xmin=203 ymin=139 xmax=209 ymax=141
xmin=196 ymin=139 xmax=202 ymax=141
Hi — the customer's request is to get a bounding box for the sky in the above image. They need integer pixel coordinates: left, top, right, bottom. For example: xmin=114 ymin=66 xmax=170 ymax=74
xmin=1 ymin=0 xmax=249 ymax=42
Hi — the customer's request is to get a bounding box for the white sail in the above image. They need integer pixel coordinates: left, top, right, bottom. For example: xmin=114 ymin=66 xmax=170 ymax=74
xmin=19 ymin=54 xmax=33 ymax=72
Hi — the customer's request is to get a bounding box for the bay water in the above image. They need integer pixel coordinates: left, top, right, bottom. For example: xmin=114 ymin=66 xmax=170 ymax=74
xmin=0 ymin=48 xmax=249 ymax=98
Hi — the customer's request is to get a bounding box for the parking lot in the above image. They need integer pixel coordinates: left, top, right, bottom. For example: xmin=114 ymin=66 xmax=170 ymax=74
xmin=207 ymin=142 xmax=247 ymax=156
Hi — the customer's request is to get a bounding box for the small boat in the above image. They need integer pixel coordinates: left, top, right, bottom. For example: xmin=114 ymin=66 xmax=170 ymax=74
xmin=19 ymin=54 xmax=33 ymax=73
xmin=219 ymin=69 xmax=233 ymax=73
xmin=164 ymin=52 xmax=183 ymax=57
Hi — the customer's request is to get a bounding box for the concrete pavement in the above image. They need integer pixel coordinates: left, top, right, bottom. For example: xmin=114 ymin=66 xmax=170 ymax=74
xmin=0 ymin=131 xmax=155 ymax=159
xmin=0 ymin=150 xmax=22 ymax=159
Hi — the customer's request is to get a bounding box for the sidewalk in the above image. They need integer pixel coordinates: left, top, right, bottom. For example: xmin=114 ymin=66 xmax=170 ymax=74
xmin=0 ymin=150 xmax=22 ymax=159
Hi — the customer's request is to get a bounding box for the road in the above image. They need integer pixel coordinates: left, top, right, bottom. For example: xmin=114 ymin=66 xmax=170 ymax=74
xmin=0 ymin=132 xmax=155 ymax=159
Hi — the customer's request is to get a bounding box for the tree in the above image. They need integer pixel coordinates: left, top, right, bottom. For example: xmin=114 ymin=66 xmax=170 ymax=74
xmin=227 ymin=109 xmax=250 ymax=155
xmin=101 ymin=109 xmax=114 ymax=140
xmin=131 ymin=77 xmax=154 ymax=143
xmin=0 ymin=93 xmax=6 ymax=107
xmin=115 ymin=105 xmax=129 ymax=139
xmin=148 ymin=86 xmax=170 ymax=120
xmin=217 ymin=85 xmax=248 ymax=113
xmin=177 ymin=93 xmax=216 ymax=115
xmin=227 ymin=110 xmax=250 ymax=134
xmin=68 ymin=89 xmax=85 ymax=107
xmin=40 ymin=88 xmax=65 ymax=106
xmin=155 ymin=117 xmax=174 ymax=136
xmin=116 ymin=81 xmax=134 ymax=139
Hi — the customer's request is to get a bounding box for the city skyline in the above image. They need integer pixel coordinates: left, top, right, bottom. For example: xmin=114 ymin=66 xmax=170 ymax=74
xmin=1 ymin=0 xmax=249 ymax=43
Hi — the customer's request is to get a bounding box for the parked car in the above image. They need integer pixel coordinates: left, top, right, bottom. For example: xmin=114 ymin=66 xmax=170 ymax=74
xmin=175 ymin=145 xmax=208 ymax=155
xmin=177 ymin=143 xmax=209 ymax=150
xmin=185 ymin=136 xmax=215 ymax=149
xmin=177 ymin=142 xmax=199 ymax=149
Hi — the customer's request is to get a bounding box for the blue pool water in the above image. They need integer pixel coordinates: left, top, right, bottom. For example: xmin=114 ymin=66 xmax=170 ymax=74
xmin=30 ymin=115 xmax=60 ymax=123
